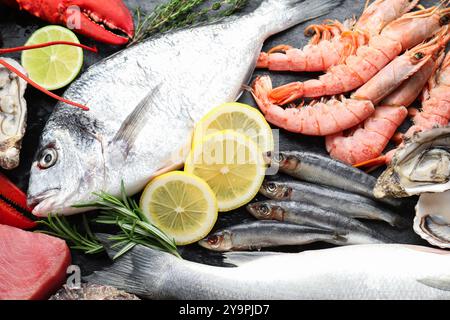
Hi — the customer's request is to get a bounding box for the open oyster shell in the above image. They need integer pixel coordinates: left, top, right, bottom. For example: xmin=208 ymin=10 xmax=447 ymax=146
xmin=415 ymin=191 xmax=450 ymax=249
xmin=375 ymin=127 xmax=450 ymax=248
xmin=374 ymin=126 xmax=450 ymax=198
xmin=0 ymin=58 xmax=27 ymax=170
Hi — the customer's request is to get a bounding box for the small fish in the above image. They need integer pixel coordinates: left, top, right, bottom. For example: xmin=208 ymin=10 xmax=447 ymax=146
xmin=268 ymin=151 xmax=403 ymax=208
xmin=259 ymin=180 xmax=407 ymax=227
xmin=246 ymin=200 xmax=393 ymax=245
xmin=86 ymin=237 xmax=450 ymax=300
xmin=26 ymin=0 xmax=343 ymax=216
xmin=49 ymin=283 xmax=140 ymax=300
xmin=198 ymin=220 xmax=344 ymax=252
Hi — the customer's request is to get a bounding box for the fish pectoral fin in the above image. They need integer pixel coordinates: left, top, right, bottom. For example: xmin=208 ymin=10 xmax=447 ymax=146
xmin=222 ymin=251 xmax=284 ymax=267
xmin=418 ymin=276 xmax=450 ymax=292
xmin=111 ymin=85 xmax=162 ymax=158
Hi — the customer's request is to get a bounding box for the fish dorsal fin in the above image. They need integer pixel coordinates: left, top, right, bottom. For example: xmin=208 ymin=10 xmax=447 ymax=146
xmin=112 ymin=85 xmax=161 ymax=157
xmin=223 ymin=251 xmax=284 ymax=267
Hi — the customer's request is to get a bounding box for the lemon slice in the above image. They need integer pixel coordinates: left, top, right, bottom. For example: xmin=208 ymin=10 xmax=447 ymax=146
xmin=21 ymin=25 xmax=83 ymax=90
xmin=185 ymin=130 xmax=266 ymax=212
xmin=193 ymin=102 xmax=274 ymax=153
xmin=140 ymin=171 xmax=218 ymax=245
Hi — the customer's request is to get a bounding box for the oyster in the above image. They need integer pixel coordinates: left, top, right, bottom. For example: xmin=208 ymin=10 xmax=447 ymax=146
xmin=415 ymin=191 xmax=450 ymax=249
xmin=374 ymin=127 xmax=450 ymax=248
xmin=374 ymin=126 xmax=450 ymax=198
xmin=0 ymin=58 xmax=27 ymax=170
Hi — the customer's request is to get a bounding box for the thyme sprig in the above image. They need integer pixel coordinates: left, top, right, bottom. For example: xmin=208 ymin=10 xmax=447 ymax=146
xmin=131 ymin=0 xmax=249 ymax=45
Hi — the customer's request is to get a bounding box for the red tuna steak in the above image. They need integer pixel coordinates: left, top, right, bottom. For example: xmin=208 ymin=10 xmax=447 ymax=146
xmin=0 ymin=224 xmax=71 ymax=300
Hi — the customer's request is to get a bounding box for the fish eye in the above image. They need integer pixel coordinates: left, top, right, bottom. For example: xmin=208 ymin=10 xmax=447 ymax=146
xmin=267 ymin=182 xmax=277 ymax=192
xmin=38 ymin=148 xmax=58 ymax=169
xmin=207 ymin=235 xmax=221 ymax=247
xmin=259 ymin=204 xmax=270 ymax=215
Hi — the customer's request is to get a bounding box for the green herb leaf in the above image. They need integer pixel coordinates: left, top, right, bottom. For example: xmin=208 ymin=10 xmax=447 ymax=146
xmin=38 ymin=183 xmax=180 ymax=259
xmin=37 ymin=215 xmax=104 ymax=255
xmin=131 ymin=0 xmax=248 ymax=45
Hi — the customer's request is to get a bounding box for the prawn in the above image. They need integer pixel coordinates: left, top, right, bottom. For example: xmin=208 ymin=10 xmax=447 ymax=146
xmin=406 ymin=50 xmax=450 ymax=136
xmin=256 ymin=0 xmax=418 ymax=73
xmin=251 ymin=76 xmax=375 ymax=136
xmin=356 ymin=0 xmax=420 ymax=36
xmin=267 ymin=6 xmax=450 ymax=105
xmin=327 ymin=30 xmax=449 ymax=166
xmin=257 ymin=20 xmax=367 ymax=72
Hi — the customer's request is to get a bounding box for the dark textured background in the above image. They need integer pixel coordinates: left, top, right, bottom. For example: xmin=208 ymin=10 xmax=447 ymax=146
xmin=0 ymin=0 xmax=446 ymax=274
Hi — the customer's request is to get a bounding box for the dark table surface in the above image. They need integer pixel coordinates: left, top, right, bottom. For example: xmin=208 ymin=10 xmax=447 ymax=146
xmin=0 ymin=0 xmax=446 ymax=274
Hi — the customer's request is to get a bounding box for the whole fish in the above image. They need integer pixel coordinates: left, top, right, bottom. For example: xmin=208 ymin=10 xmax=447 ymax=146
xmin=268 ymin=151 xmax=403 ymax=208
xmin=259 ymin=180 xmax=407 ymax=227
xmin=197 ymin=220 xmax=344 ymax=252
xmin=246 ymin=200 xmax=393 ymax=245
xmin=86 ymin=240 xmax=450 ymax=300
xmin=26 ymin=0 xmax=342 ymax=216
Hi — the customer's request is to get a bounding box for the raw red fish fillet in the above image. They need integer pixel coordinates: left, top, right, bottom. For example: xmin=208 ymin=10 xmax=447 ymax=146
xmin=0 ymin=224 xmax=71 ymax=300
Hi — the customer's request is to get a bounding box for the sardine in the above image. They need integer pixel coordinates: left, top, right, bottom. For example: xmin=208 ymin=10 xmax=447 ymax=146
xmin=197 ymin=220 xmax=344 ymax=252
xmin=26 ymin=0 xmax=343 ymax=216
xmin=269 ymin=151 xmax=403 ymax=208
xmin=246 ymin=200 xmax=393 ymax=244
xmin=86 ymin=238 xmax=450 ymax=300
xmin=259 ymin=180 xmax=408 ymax=227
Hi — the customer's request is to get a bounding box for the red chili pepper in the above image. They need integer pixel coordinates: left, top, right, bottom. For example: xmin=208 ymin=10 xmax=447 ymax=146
xmin=0 ymin=41 xmax=98 ymax=111
xmin=0 ymin=173 xmax=37 ymax=230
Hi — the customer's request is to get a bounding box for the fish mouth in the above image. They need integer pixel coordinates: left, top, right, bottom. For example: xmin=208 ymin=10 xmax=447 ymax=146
xmin=27 ymin=188 xmax=61 ymax=217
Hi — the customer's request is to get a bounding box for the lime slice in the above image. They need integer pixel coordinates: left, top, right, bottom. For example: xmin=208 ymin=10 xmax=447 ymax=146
xmin=194 ymin=102 xmax=274 ymax=153
xmin=140 ymin=171 xmax=218 ymax=245
xmin=21 ymin=25 xmax=83 ymax=90
xmin=185 ymin=130 xmax=266 ymax=212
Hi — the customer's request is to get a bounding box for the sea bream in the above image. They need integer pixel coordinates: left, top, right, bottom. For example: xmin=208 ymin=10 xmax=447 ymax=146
xmin=27 ymin=0 xmax=342 ymax=216
xmin=87 ymin=238 xmax=450 ymax=300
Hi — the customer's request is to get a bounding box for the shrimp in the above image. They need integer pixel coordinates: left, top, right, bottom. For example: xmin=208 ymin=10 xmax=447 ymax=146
xmin=405 ymin=50 xmax=450 ymax=136
xmin=327 ymin=31 xmax=449 ymax=166
xmin=257 ymin=0 xmax=419 ymax=74
xmin=355 ymin=0 xmax=420 ymax=36
xmin=267 ymin=6 xmax=450 ymax=105
xmin=256 ymin=20 xmax=368 ymax=72
xmin=352 ymin=26 xmax=449 ymax=104
xmin=251 ymin=76 xmax=375 ymax=136
xmin=326 ymin=106 xmax=408 ymax=164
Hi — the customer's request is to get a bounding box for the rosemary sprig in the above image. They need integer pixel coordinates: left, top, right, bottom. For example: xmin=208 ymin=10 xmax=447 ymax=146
xmin=37 ymin=215 xmax=104 ymax=255
xmin=74 ymin=181 xmax=180 ymax=259
xmin=131 ymin=0 xmax=249 ymax=45
xmin=37 ymin=182 xmax=180 ymax=260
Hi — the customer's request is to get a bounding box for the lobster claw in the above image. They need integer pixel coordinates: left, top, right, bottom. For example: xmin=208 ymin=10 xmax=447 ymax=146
xmin=0 ymin=173 xmax=36 ymax=229
xmin=8 ymin=0 xmax=134 ymax=45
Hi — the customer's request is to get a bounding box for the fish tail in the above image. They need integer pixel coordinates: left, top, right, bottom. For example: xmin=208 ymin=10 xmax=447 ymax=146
xmin=84 ymin=234 xmax=178 ymax=299
xmin=256 ymin=0 xmax=344 ymax=36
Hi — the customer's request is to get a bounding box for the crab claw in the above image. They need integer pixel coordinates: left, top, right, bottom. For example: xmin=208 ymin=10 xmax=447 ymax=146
xmin=9 ymin=0 xmax=134 ymax=45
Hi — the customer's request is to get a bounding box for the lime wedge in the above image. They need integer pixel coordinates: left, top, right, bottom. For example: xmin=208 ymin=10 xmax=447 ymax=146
xmin=21 ymin=25 xmax=83 ymax=90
